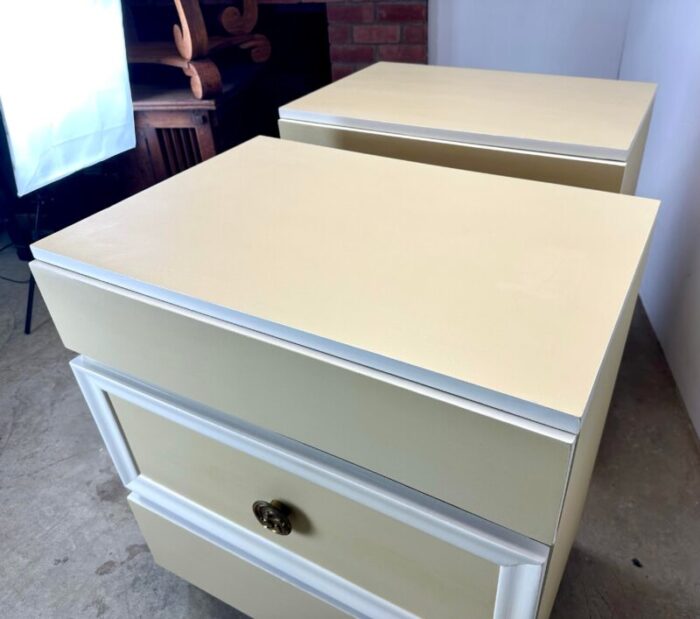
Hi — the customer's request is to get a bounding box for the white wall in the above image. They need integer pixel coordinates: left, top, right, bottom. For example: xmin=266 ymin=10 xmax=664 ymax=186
xmin=429 ymin=0 xmax=632 ymax=78
xmin=429 ymin=0 xmax=700 ymax=435
xmin=619 ymin=0 xmax=700 ymax=436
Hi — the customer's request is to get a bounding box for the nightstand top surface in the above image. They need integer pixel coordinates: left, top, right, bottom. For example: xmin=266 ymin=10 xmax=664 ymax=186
xmin=33 ymin=137 xmax=658 ymax=430
xmin=280 ymin=62 xmax=656 ymax=162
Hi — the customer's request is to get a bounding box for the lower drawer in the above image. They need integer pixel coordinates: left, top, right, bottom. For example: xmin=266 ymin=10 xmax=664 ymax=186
xmin=113 ymin=395 xmax=501 ymax=618
xmin=73 ymin=357 xmax=549 ymax=619
xmin=278 ymin=119 xmax=627 ymax=192
xmin=129 ymin=497 xmax=348 ymax=619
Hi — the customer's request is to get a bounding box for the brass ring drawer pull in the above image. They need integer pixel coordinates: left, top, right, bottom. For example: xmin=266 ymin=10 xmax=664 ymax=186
xmin=252 ymin=500 xmax=293 ymax=535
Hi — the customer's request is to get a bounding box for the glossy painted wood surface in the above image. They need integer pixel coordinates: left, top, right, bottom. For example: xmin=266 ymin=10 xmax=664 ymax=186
xmin=279 ymin=119 xmax=627 ymax=192
xmin=280 ymin=63 xmax=656 ymax=161
xmin=116 ymin=395 xmax=501 ymax=618
xmin=536 ymin=243 xmax=650 ymax=619
xmin=130 ymin=500 xmax=349 ymax=619
xmin=30 ymin=262 xmax=572 ymax=543
xmin=32 ymin=137 xmax=658 ymax=421
xmin=29 ymin=136 xmax=661 ymax=618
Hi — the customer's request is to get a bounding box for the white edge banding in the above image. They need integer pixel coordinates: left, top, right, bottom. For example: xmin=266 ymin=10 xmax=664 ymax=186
xmin=32 ymin=257 xmax=581 ymax=436
xmin=277 ymin=119 xmax=628 ymax=169
xmin=71 ymin=358 xmax=139 ymax=485
xmin=277 ymin=108 xmax=630 ymax=162
xmin=74 ymin=355 xmax=549 ymax=619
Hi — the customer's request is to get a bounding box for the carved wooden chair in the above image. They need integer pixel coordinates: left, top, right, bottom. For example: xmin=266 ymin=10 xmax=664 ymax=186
xmin=127 ymin=0 xmax=271 ymax=99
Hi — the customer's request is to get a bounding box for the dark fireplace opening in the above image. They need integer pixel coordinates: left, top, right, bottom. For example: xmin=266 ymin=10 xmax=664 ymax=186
xmin=257 ymin=3 xmax=332 ymax=106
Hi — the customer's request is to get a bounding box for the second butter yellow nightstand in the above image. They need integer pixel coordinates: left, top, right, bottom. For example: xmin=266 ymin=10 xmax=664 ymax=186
xmin=279 ymin=62 xmax=655 ymax=194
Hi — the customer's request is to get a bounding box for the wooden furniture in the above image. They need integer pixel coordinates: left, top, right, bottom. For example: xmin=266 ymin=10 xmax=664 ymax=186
xmin=279 ymin=62 xmax=656 ymax=193
xmin=128 ymin=85 xmax=219 ymax=190
xmin=125 ymin=69 xmax=271 ymax=191
xmin=31 ymin=138 xmax=658 ymax=618
xmin=127 ymin=0 xmax=271 ymax=99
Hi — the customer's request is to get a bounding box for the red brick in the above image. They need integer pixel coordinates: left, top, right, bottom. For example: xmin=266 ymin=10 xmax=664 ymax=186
xmin=330 ymin=44 xmax=375 ymax=63
xmin=377 ymin=3 xmax=427 ymax=22
xmin=353 ymin=24 xmax=401 ymax=44
xmin=328 ymin=24 xmax=351 ymax=45
xmin=378 ymin=44 xmax=427 ymax=63
xmin=327 ymin=3 xmax=374 ymax=23
xmin=403 ymin=24 xmax=426 ymax=44
xmin=332 ymin=63 xmax=369 ymax=81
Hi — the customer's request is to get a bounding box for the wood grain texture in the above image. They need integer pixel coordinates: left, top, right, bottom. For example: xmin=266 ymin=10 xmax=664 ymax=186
xmin=280 ymin=62 xmax=656 ymax=161
xmin=29 ymin=263 xmax=572 ymax=543
xmin=129 ymin=106 xmax=216 ymax=191
xmin=173 ymin=0 xmax=209 ymax=60
xmin=116 ymin=395 xmax=501 ymax=618
xmin=219 ymin=0 xmax=258 ymax=35
xmin=130 ymin=500 xmax=349 ymax=619
xmin=536 ymin=241 xmax=652 ymax=619
xmin=127 ymin=42 xmax=223 ymax=99
xmin=28 ymin=134 xmax=660 ymax=617
xmin=32 ymin=137 xmax=659 ymax=421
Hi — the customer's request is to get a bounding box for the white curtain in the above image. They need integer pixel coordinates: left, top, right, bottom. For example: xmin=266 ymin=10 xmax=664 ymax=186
xmin=0 ymin=0 xmax=135 ymax=196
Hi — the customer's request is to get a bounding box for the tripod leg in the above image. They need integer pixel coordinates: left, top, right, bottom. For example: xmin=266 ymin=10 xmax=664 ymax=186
xmin=24 ymin=275 xmax=35 ymax=335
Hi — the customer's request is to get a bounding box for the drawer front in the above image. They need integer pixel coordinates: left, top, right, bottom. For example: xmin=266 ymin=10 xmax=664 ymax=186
xmin=114 ymin=395 xmax=500 ymax=619
xmin=33 ymin=262 xmax=574 ymax=543
xmin=279 ymin=119 xmax=626 ymax=193
xmin=129 ymin=498 xmax=349 ymax=619
xmin=75 ymin=357 xmax=549 ymax=619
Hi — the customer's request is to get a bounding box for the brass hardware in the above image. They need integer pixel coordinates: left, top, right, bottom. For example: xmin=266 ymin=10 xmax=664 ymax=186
xmin=252 ymin=500 xmax=293 ymax=535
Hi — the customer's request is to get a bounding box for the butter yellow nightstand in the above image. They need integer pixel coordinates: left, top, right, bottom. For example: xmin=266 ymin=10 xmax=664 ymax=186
xmin=32 ymin=137 xmax=658 ymax=618
xmin=279 ymin=62 xmax=655 ymax=194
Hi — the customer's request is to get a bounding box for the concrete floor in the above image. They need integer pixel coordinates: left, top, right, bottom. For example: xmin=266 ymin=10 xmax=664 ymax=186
xmin=1 ymin=245 xmax=699 ymax=619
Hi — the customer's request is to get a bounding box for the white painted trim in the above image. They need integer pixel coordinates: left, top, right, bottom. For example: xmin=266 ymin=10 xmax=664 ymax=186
xmin=494 ymin=564 xmax=544 ymax=619
xmin=71 ymin=360 xmax=139 ymax=485
xmin=276 ymin=109 xmax=630 ymax=162
xmin=277 ymin=119 xmax=628 ymax=169
xmin=72 ymin=356 xmax=549 ymax=618
xmin=74 ymin=356 xmax=550 ymax=564
xmin=38 ymin=261 xmax=580 ymax=436
xmin=130 ymin=477 xmax=416 ymax=619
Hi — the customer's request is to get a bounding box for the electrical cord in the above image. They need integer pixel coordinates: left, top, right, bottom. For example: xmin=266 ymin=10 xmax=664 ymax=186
xmin=0 ymin=274 xmax=30 ymax=284
xmin=0 ymin=275 xmax=30 ymax=284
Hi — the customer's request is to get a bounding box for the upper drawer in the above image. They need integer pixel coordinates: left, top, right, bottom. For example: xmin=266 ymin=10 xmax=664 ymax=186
xmin=278 ymin=120 xmax=627 ymax=193
xmin=31 ymin=136 xmax=660 ymax=431
xmin=32 ymin=261 xmax=574 ymax=543
xmin=279 ymin=63 xmax=655 ymax=193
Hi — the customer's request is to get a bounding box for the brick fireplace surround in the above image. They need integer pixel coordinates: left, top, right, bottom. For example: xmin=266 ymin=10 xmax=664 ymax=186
xmin=258 ymin=1 xmax=428 ymax=80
